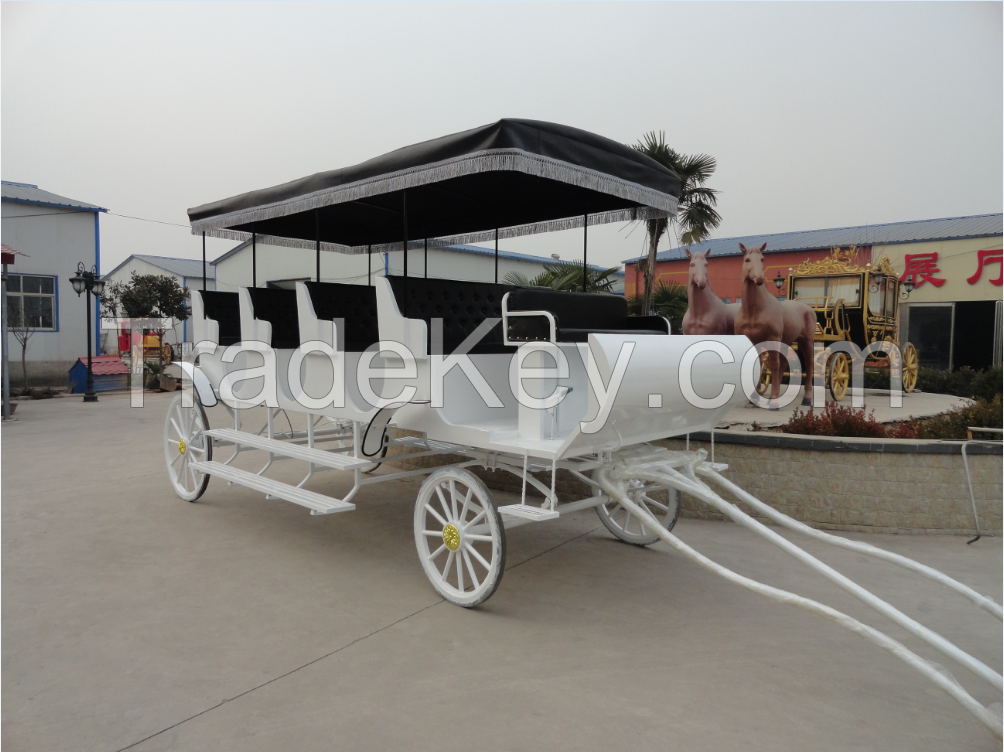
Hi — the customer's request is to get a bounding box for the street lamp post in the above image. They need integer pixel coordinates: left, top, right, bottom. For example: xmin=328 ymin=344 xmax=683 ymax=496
xmin=69 ymin=262 xmax=105 ymax=403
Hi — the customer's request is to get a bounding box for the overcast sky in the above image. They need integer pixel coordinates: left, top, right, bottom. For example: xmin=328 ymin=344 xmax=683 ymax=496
xmin=3 ymin=2 xmax=1001 ymax=274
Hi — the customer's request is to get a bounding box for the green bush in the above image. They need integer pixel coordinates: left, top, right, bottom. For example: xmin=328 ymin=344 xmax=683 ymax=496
xmin=864 ymin=365 xmax=1002 ymax=401
xmin=910 ymin=395 xmax=1003 ymax=440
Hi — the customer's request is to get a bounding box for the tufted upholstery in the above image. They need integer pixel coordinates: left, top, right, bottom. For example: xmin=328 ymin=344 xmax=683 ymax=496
xmin=304 ymin=282 xmax=380 ymax=352
xmin=386 ymin=277 xmax=516 ymax=355
xmin=247 ymin=288 xmax=301 ymax=349
xmin=199 ymin=291 xmax=241 ymax=346
xmin=506 ymin=288 xmax=670 ymax=343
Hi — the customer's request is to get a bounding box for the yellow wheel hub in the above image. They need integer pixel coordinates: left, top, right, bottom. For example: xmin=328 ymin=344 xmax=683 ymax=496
xmin=443 ymin=524 xmax=461 ymax=551
xmin=178 ymin=438 xmax=186 ymax=456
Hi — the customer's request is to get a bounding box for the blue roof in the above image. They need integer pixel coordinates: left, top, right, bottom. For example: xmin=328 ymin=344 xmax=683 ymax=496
xmin=214 ymin=239 xmax=622 ymax=274
xmin=1 ymin=180 xmax=107 ymax=213
xmin=105 ymin=254 xmax=217 ymax=281
xmin=624 ymin=213 xmax=1004 ymax=263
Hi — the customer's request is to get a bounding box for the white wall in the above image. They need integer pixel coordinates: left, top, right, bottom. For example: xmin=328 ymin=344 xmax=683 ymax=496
xmin=212 ymin=242 xmax=624 ymax=292
xmin=103 ymin=257 xmax=216 ymax=345
xmin=2 ymin=201 xmax=99 ymax=365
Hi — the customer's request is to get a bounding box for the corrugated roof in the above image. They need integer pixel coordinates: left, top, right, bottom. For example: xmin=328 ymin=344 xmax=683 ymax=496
xmin=104 ymin=254 xmax=217 ymax=281
xmin=1 ymin=181 xmax=107 ymax=213
xmin=74 ymin=355 xmax=129 ymax=375
xmin=212 ymin=239 xmax=622 ymax=274
xmin=624 ymin=213 xmax=1004 ymax=263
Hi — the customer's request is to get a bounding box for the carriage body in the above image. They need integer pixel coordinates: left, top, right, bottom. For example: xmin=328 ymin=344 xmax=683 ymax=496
xmin=777 ymin=248 xmax=919 ymax=399
xmin=166 ymin=119 xmax=758 ymax=605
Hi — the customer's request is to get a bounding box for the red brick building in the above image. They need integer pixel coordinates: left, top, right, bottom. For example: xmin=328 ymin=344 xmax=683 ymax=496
xmin=624 ymin=214 xmax=1003 ymax=370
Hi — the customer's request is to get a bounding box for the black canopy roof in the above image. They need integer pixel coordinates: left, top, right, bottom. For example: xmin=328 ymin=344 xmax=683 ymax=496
xmin=188 ymin=119 xmax=681 ymax=254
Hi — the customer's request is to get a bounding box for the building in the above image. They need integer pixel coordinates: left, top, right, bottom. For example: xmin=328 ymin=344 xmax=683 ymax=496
xmin=211 ymin=240 xmax=625 ymax=294
xmin=2 ymin=180 xmax=106 ymax=385
xmin=624 ymin=214 xmax=1003 ymax=371
xmin=102 ymin=254 xmax=217 ymax=347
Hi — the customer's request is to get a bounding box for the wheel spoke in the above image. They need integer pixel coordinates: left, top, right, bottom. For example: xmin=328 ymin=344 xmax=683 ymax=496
xmin=465 ymin=534 xmax=494 ymax=542
xmin=424 ymin=503 xmax=448 ymax=528
xmin=462 ymin=549 xmax=480 ymax=590
xmin=448 ymin=480 xmax=459 ymax=520
xmin=427 ymin=543 xmax=447 ymax=561
xmin=463 ymin=509 xmax=487 ymax=531
xmin=435 ymin=486 xmax=452 ymax=522
xmin=466 ymin=543 xmax=492 ymax=571
xmin=458 ymin=487 xmax=473 ymax=524
xmin=440 ymin=549 xmax=455 ymax=581
xmin=170 ymin=452 xmax=183 ymax=468
xmin=169 ymin=417 xmax=184 ymax=439
xmin=422 ymin=530 xmax=444 ymax=538
xmin=456 ymin=548 xmax=464 ymax=592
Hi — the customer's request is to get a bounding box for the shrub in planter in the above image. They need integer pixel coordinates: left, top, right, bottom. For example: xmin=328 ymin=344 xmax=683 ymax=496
xmin=909 ymin=395 xmax=1003 ymax=440
xmin=780 ymin=402 xmax=888 ymax=438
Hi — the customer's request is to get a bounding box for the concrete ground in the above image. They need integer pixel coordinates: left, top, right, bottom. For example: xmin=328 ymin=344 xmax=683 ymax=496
xmin=720 ymin=389 xmax=972 ymax=430
xmin=3 ymin=393 xmax=1001 ymax=752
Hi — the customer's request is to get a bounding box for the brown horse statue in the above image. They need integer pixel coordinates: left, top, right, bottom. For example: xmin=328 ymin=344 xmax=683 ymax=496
xmin=681 ymin=247 xmax=739 ymax=335
xmin=734 ymin=243 xmax=816 ymax=407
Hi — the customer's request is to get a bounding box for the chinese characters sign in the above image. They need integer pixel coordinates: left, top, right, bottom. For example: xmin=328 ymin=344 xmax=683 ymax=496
xmin=899 ymin=249 xmax=1002 ymax=289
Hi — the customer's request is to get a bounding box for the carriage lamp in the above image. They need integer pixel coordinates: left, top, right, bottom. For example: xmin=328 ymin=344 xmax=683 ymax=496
xmin=773 ymin=271 xmax=785 ymax=292
xmin=901 ymin=277 xmax=915 ymax=299
xmin=69 ymin=262 xmax=104 ymax=403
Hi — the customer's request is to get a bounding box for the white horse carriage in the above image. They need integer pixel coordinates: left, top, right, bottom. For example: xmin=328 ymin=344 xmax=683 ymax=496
xmin=167 ymin=120 xmax=1001 ymax=738
xmin=171 ymin=119 xmax=747 ymax=605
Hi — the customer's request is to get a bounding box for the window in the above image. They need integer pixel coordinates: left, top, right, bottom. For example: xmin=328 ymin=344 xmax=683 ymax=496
xmin=793 ymin=275 xmax=861 ymax=307
xmin=6 ymin=274 xmax=56 ymax=330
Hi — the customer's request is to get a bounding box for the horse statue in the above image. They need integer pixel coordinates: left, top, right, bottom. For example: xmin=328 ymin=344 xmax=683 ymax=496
xmin=681 ymin=247 xmax=739 ymax=335
xmin=734 ymin=243 xmax=816 ymax=407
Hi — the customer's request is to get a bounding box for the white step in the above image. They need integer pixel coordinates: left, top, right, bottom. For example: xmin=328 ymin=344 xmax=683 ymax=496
xmin=190 ymin=461 xmax=355 ymax=515
xmin=204 ymin=428 xmax=372 ymax=470
xmin=498 ymin=504 xmax=560 ymax=521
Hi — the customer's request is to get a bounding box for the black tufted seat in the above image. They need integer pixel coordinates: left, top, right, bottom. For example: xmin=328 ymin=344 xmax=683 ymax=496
xmin=304 ymin=282 xmax=380 ymax=352
xmin=199 ymin=291 xmax=242 ymax=346
xmin=505 ymin=288 xmax=670 ymax=343
xmin=387 ymin=277 xmax=516 ymax=355
xmin=247 ymin=288 xmax=301 ymax=349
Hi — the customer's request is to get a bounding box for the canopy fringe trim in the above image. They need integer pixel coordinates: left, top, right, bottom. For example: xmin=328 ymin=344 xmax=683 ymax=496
xmin=190 ymin=149 xmax=677 ymax=237
xmin=198 ymin=207 xmax=671 ymax=256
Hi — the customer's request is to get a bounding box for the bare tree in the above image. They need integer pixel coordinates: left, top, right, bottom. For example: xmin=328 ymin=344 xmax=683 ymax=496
xmin=7 ymin=305 xmax=36 ymax=393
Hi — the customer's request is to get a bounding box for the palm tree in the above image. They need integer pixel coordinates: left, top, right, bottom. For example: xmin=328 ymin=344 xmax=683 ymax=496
xmin=633 ymin=132 xmax=722 ymax=315
xmin=627 ymin=281 xmax=688 ymax=333
xmin=503 ymin=261 xmax=621 ymax=293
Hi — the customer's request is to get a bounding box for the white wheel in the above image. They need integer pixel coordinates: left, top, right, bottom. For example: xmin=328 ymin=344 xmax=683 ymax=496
xmin=163 ymin=394 xmax=212 ymax=502
xmin=596 ymin=483 xmax=679 ymax=546
xmin=414 ymin=468 xmax=506 ymax=607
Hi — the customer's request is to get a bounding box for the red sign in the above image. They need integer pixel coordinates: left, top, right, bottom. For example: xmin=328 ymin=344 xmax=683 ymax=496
xmin=900 ymin=252 xmax=946 ymax=288
xmin=966 ymin=249 xmax=1003 ymax=286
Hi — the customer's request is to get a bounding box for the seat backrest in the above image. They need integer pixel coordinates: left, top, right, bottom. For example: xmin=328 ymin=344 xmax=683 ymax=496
xmin=199 ymin=291 xmax=241 ymax=345
xmin=247 ymin=288 xmax=300 ymax=348
xmin=304 ymin=282 xmax=380 ymax=352
xmin=506 ymin=288 xmax=628 ymax=329
xmin=386 ymin=277 xmax=515 ymax=354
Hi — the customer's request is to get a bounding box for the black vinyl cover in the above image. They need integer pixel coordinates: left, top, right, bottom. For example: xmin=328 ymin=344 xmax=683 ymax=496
xmin=188 ymin=119 xmax=680 ymax=250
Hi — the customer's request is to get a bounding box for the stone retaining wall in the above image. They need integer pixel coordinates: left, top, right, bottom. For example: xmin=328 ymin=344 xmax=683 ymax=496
xmin=386 ymin=429 xmax=1002 ymax=536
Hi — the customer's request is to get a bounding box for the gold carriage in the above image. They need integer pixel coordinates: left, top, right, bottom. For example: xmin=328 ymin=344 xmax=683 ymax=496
xmin=758 ymin=246 xmax=919 ymax=401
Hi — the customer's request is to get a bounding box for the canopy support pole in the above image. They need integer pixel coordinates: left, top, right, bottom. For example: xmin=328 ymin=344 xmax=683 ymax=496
xmin=402 ymin=191 xmax=409 ymax=280
xmin=368 ymin=245 xmax=372 ymax=286
xmin=494 ymin=229 xmax=499 ymax=284
xmin=201 ymin=232 xmax=207 ymax=290
xmin=583 ymin=214 xmax=588 ymax=293
xmin=252 ymin=231 xmax=257 ymax=288
xmin=424 ymin=238 xmax=428 ymax=278
xmin=315 ymin=210 xmax=320 ymax=283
